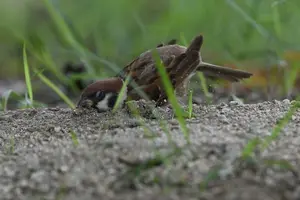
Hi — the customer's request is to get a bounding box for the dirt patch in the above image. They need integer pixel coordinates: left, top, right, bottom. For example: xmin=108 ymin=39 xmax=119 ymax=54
xmin=1 ymin=100 xmax=300 ymax=200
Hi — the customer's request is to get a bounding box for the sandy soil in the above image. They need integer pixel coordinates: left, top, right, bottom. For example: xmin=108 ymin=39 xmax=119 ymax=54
xmin=1 ymin=100 xmax=300 ymax=200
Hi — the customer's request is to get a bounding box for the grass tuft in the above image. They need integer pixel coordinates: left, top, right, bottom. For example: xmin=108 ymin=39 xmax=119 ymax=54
xmin=23 ymin=42 xmax=33 ymax=106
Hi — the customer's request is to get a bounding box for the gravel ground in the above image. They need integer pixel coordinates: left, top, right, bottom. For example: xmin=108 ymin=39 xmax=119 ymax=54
xmin=1 ymin=100 xmax=300 ymax=200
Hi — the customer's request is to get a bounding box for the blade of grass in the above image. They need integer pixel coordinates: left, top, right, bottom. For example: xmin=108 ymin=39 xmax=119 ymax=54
xmin=241 ymin=99 xmax=300 ymax=158
xmin=112 ymin=75 xmax=131 ymax=113
xmin=24 ymin=35 xmax=80 ymax=95
xmin=271 ymin=1 xmax=282 ymax=38
xmin=1 ymin=90 xmax=14 ymax=111
xmin=5 ymin=136 xmax=15 ymax=154
xmin=197 ymin=72 xmax=213 ymax=104
xmin=263 ymin=159 xmax=294 ymax=170
xmin=126 ymin=101 xmax=155 ymax=138
xmin=34 ymin=69 xmax=75 ymax=109
xmin=42 ymin=0 xmax=94 ymax=74
xmin=226 ymin=0 xmax=269 ymax=38
xmin=124 ymin=101 xmax=178 ymax=173
xmin=182 ymin=34 xmax=212 ymax=106
xmin=152 ymin=50 xmax=190 ymax=144
xmin=126 ymin=100 xmax=175 ymax=146
xmin=70 ymin=130 xmax=79 ymax=147
xmin=180 ymin=32 xmax=188 ymax=46
xmin=241 ymin=137 xmax=261 ymax=159
xmin=284 ymin=61 xmax=300 ymax=96
xmin=199 ymin=166 xmax=221 ymax=191
xmin=1 ymin=90 xmax=33 ymax=111
xmin=23 ymin=42 xmax=33 ymax=105
xmin=188 ymin=89 xmax=193 ymax=118
xmin=261 ymin=100 xmax=300 ymax=150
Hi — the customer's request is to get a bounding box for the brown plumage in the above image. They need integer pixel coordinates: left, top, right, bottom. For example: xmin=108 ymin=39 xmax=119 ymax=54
xmin=77 ymin=34 xmax=253 ymax=112
xmin=116 ymin=34 xmax=252 ymax=104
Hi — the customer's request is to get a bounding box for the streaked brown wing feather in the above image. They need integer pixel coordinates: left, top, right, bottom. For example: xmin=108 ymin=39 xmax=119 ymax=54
xmin=119 ymin=40 xmax=202 ymax=103
xmin=118 ymin=45 xmax=186 ymax=88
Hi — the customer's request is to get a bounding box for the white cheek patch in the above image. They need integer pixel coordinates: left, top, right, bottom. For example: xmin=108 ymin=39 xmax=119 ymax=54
xmin=96 ymin=93 xmax=112 ymax=111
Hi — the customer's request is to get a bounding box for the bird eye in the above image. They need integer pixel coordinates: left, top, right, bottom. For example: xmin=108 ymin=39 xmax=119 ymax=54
xmin=95 ymin=91 xmax=105 ymax=100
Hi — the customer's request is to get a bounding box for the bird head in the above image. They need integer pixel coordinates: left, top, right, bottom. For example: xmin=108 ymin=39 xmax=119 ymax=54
xmin=76 ymin=77 xmax=126 ymax=112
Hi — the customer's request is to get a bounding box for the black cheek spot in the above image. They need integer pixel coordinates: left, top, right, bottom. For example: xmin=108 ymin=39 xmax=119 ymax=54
xmin=107 ymin=94 xmax=118 ymax=108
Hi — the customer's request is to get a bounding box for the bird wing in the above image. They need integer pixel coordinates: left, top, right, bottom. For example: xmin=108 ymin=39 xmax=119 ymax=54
xmin=117 ymin=35 xmax=204 ymax=103
xmin=117 ymin=45 xmax=186 ymax=89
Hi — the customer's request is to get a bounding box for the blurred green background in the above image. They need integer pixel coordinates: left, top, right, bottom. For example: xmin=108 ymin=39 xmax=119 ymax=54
xmin=0 ymin=0 xmax=300 ymax=107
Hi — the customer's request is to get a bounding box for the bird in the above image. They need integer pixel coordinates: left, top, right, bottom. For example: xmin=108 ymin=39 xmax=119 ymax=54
xmin=76 ymin=34 xmax=253 ymax=112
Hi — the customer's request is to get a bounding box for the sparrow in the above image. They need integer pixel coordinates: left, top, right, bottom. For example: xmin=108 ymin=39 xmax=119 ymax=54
xmin=76 ymin=34 xmax=253 ymax=112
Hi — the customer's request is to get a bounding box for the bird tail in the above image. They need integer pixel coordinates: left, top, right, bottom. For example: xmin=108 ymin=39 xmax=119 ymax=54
xmin=186 ymin=35 xmax=204 ymax=53
xmin=197 ymin=62 xmax=253 ymax=82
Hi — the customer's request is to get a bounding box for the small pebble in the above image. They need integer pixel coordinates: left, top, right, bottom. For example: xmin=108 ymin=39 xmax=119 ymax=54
xmin=0 ymin=115 xmax=10 ymax=121
xmin=273 ymin=100 xmax=281 ymax=105
xmin=217 ymin=102 xmax=227 ymax=109
xmin=219 ymin=115 xmax=229 ymax=124
xmin=48 ymin=107 xmax=60 ymax=111
xmin=60 ymin=165 xmax=69 ymax=173
xmin=220 ymin=107 xmax=231 ymax=114
xmin=282 ymin=99 xmax=290 ymax=105
xmin=229 ymin=100 xmax=243 ymax=106
xmin=169 ymin=119 xmax=179 ymax=125
xmin=54 ymin=127 xmax=61 ymax=132
xmin=30 ymin=171 xmax=46 ymax=183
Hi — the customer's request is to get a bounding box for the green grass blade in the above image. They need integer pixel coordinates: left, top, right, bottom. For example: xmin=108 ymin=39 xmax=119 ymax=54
xmin=125 ymin=101 xmax=156 ymax=138
xmin=226 ymin=0 xmax=269 ymax=38
xmin=188 ymin=89 xmax=193 ymax=119
xmin=197 ymin=72 xmax=212 ymax=103
xmin=1 ymin=90 xmax=32 ymax=111
xmin=263 ymin=159 xmax=294 ymax=170
xmin=261 ymin=100 xmax=300 ymax=150
xmin=284 ymin=61 xmax=300 ymax=96
xmin=42 ymin=0 xmax=94 ymax=74
xmin=70 ymin=130 xmax=79 ymax=147
xmin=34 ymin=69 xmax=75 ymax=109
xmin=42 ymin=0 xmax=82 ymax=51
xmin=112 ymin=75 xmax=131 ymax=113
xmin=199 ymin=166 xmax=221 ymax=191
xmin=5 ymin=136 xmax=15 ymax=154
xmin=1 ymin=90 xmax=13 ymax=111
xmin=180 ymin=32 xmax=188 ymax=46
xmin=23 ymin=42 xmax=33 ymax=105
xmin=271 ymin=2 xmax=282 ymax=38
xmin=241 ymin=137 xmax=261 ymax=159
xmin=152 ymin=50 xmax=190 ymax=144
